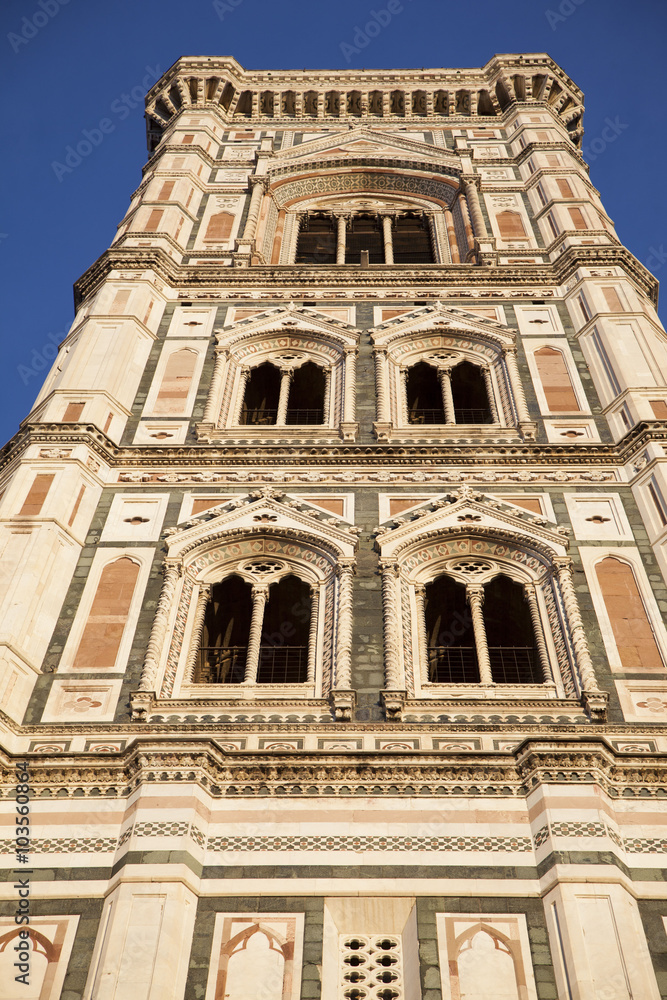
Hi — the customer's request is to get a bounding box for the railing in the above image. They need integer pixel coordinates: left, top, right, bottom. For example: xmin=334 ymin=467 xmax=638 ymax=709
xmin=408 ymin=408 xmax=447 ymax=425
xmin=428 ymin=645 xmax=540 ymax=684
xmin=195 ymin=645 xmax=308 ymax=684
xmin=240 ymin=407 xmax=278 ymax=425
xmin=453 ymin=407 xmax=493 ymax=424
xmin=428 ymin=646 xmax=480 ymax=683
xmin=285 ymin=408 xmax=324 ymax=425
xmin=488 ymin=646 xmax=540 ymax=684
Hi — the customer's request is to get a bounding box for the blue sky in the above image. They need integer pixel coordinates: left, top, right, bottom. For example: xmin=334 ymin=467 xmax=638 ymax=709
xmin=1 ymin=0 xmax=665 ymax=446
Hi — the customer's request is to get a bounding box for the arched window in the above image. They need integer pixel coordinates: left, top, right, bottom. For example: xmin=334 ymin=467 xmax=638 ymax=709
xmin=295 ymin=214 xmax=336 ymax=263
xmin=194 ymin=570 xmax=312 ymax=685
xmin=456 ymin=930 xmax=521 ymax=1000
xmin=241 ymin=362 xmax=281 ymax=425
xmin=345 ymin=214 xmax=384 ymax=263
xmin=392 ymin=214 xmax=434 ymax=263
xmin=286 ymin=362 xmax=326 ymax=424
xmin=451 ymin=360 xmax=493 ymax=423
xmin=406 ymin=362 xmax=445 ymax=424
xmin=424 ymin=572 xmax=543 ymax=685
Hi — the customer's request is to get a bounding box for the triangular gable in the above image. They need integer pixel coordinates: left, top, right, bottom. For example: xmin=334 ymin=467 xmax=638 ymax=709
xmin=167 ymin=488 xmax=359 ymax=562
xmin=371 ymin=301 xmax=515 ymax=349
xmin=376 ymin=485 xmax=568 ymax=559
xmin=273 ymin=127 xmax=458 ymax=167
xmin=220 ymin=302 xmax=358 ymax=346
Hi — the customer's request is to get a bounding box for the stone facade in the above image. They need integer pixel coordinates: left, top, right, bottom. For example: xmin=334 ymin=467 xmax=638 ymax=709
xmin=1 ymin=53 xmax=667 ymax=999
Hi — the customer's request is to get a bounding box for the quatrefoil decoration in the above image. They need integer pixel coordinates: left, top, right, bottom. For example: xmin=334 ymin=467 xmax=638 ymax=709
xmin=450 ymin=559 xmax=493 ymax=576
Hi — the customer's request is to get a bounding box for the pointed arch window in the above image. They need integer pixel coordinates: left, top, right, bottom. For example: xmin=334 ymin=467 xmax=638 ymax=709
xmin=240 ymin=360 xmax=327 ymax=426
xmin=424 ymin=572 xmax=547 ymax=685
xmin=404 ymin=358 xmax=496 ymax=425
xmin=240 ymin=362 xmax=281 ymax=425
xmin=194 ymin=568 xmax=312 ymax=685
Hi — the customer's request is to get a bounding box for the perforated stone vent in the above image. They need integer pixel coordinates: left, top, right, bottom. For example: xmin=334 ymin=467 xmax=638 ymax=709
xmin=339 ymin=934 xmax=404 ymax=1000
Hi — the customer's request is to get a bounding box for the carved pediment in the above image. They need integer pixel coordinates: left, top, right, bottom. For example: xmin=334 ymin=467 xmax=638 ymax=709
xmin=371 ymin=302 xmax=515 ymax=351
xmin=219 ymin=302 xmax=358 ymax=350
xmin=273 ymin=127 xmax=459 ymax=169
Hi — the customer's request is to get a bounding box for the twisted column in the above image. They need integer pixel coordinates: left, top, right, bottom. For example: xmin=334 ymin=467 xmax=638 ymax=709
xmin=381 ymin=561 xmax=402 ymax=689
xmin=276 ymin=368 xmax=293 ymax=425
xmin=240 ymin=177 xmax=266 ymax=243
xmin=307 ymin=585 xmax=320 ymax=684
xmin=343 ymin=348 xmax=357 ymax=424
xmin=401 ymin=368 xmax=410 ymax=424
xmin=244 ymin=583 xmax=269 ymax=683
xmin=322 ymin=367 xmax=332 ymax=424
xmin=335 ymin=562 xmax=355 ymax=689
xmin=184 ymin=584 xmax=211 ymax=682
xmin=444 ymin=207 xmax=461 ymax=263
xmin=438 ymin=367 xmax=456 ymax=424
xmin=458 ymin=193 xmax=475 ymax=254
xmin=382 ymin=215 xmax=394 ymax=264
xmin=202 ymin=347 xmax=229 ymax=426
xmin=375 ymin=349 xmax=390 ymax=423
xmin=482 ymin=367 xmax=500 ymax=423
xmin=523 ymin=584 xmax=552 ymax=683
xmin=554 ymin=558 xmax=599 ymax=693
xmin=233 ymin=367 xmax=250 ymax=425
xmin=503 ymin=347 xmax=531 ymax=425
xmin=336 ymin=215 xmax=347 ymax=264
xmin=414 ymin=583 xmax=430 ymax=684
xmin=139 ymin=561 xmax=182 ymax=691
xmin=466 ymin=584 xmax=493 ymax=685
xmin=461 ymin=175 xmax=489 ymax=239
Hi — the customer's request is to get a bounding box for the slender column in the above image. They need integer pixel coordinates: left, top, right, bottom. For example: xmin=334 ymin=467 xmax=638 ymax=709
xmin=233 ymin=367 xmax=250 ymax=425
xmin=482 ymin=367 xmax=500 ymax=423
xmin=244 ymin=583 xmax=269 ymax=683
xmin=202 ymin=347 xmax=229 ymax=425
xmin=414 ymin=583 xmax=430 ymax=684
xmin=524 ymin=584 xmax=552 ymax=683
xmin=458 ymin=193 xmax=475 ymax=252
xmin=335 ymin=561 xmax=355 ymax=689
xmin=287 ymin=213 xmax=303 ymax=264
xmin=139 ymin=561 xmax=182 ymax=691
xmin=553 ymin=558 xmax=598 ymax=693
xmin=438 ymin=367 xmax=456 ymax=424
xmin=240 ymin=177 xmax=266 ymax=243
xmin=443 ymin=206 xmax=461 ymax=263
xmin=375 ymin=349 xmax=390 ymax=423
xmin=336 ymin=214 xmax=347 ymax=264
xmin=343 ymin=349 xmax=357 ymax=424
xmin=503 ymin=347 xmax=531 ymax=425
xmin=322 ymin=367 xmax=332 ymax=424
xmin=381 ymin=562 xmax=402 ymax=689
xmin=461 ymin=175 xmax=489 ymax=239
xmin=307 ymin=585 xmax=320 ymax=684
xmin=466 ymin=584 xmax=493 ymax=685
xmin=401 ymin=368 xmax=410 ymax=424
xmin=184 ymin=585 xmax=211 ymax=682
xmin=276 ymin=368 xmax=293 ymax=425
xmin=382 ymin=215 xmax=394 ymax=264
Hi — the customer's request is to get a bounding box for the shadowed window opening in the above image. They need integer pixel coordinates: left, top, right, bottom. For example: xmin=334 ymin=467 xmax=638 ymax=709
xmin=407 ymin=362 xmax=445 ymax=424
xmin=425 ymin=575 xmax=479 ymax=682
xmin=196 ymin=575 xmax=251 ymax=683
xmin=241 ymin=362 xmax=281 ymax=425
xmin=345 ymin=214 xmax=384 ymax=264
xmin=392 ymin=214 xmax=434 ymax=263
xmin=259 ymin=575 xmax=311 ymax=682
xmin=287 ymin=362 xmax=326 ymax=424
xmin=451 ymin=361 xmax=493 ymax=424
xmin=484 ymin=575 xmax=540 ymax=683
xmin=295 ymin=215 xmax=337 ymax=264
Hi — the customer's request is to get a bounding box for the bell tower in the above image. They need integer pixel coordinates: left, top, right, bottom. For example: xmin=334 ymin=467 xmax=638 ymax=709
xmin=1 ymin=54 xmax=666 ymax=999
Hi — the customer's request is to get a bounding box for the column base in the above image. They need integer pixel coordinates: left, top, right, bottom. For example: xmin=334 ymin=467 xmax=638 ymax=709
xmin=381 ymin=689 xmax=407 ymax=722
xmin=373 ymin=421 xmax=393 ymax=442
xmin=329 ymin=689 xmax=356 ymax=721
xmin=582 ymin=688 xmax=608 ymax=721
xmin=519 ymin=421 xmax=538 ymax=440
xmin=340 ymin=421 xmax=359 ymax=442
xmin=130 ymin=690 xmax=154 ymax=722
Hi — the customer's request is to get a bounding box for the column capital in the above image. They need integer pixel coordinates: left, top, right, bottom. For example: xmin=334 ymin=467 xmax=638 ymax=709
xmin=460 ymin=173 xmax=482 ymax=190
xmin=466 ymin=582 xmax=485 ymax=604
xmin=380 ymin=559 xmax=400 ymax=576
xmin=250 ymin=582 xmax=270 ymax=600
xmin=336 ymin=558 xmax=356 ymax=578
xmin=249 ymin=174 xmax=270 ymax=192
